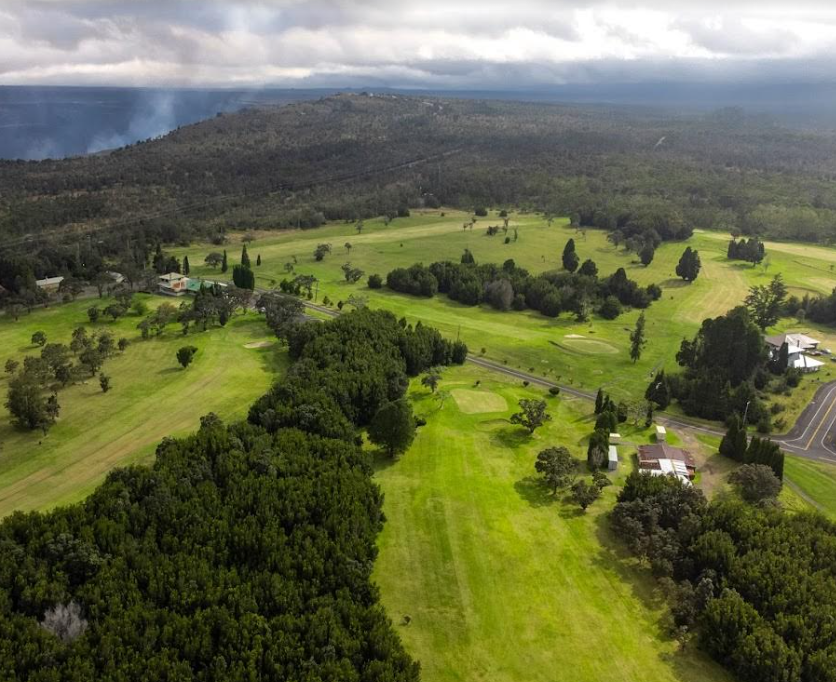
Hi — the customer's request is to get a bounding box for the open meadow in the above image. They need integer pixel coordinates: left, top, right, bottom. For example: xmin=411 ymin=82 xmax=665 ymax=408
xmin=372 ymin=363 xmax=733 ymax=682
xmin=0 ymin=295 xmax=283 ymax=515
xmin=174 ymin=210 xmax=836 ymax=422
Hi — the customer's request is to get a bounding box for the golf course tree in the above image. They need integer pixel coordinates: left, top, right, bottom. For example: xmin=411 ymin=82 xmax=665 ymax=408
xmin=99 ymin=374 xmax=111 ymax=393
xmin=728 ymin=464 xmax=782 ymax=504
xmin=31 ymin=330 xmax=46 ymax=347
xmin=232 ymin=264 xmax=255 ymax=290
xmin=645 ymin=371 xmax=671 ymax=409
xmin=421 ymin=371 xmax=442 ymax=393
xmin=461 ymin=248 xmax=475 ymax=264
xmin=241 ymin=244 xmax=251 ymax=268
xmin=259 ymin=292 xmax=305 ymax=343
xmin=176 ymin=345 xmax=198 ymax=369
xmin=204 ymin=252 xmax=223 ymax=269
xmin=611 ymin=471 xmax=836 ymax=682
xmin=368 ymin=399 xmax=416 ymax=458
xmin=587 ymin=429 xmax=609 ymax=469
xmin=182 ymin=255 xmax=190 ymax=275
xmin=256 ymin=254 xmax=261 ymax=266
xmin=5 ymin=374 xmax=59 ymax=432
xmin=639 ymin=242 xmax=655 ymax=266
xmin=510 ymin=398 xmax=551 ymax=434
xmin=675 ymin=247 xmax=701 ymax=282
xmin=221 ymin=249 xmax=228 ymax=273
xmin=562 ymin=238 xmax=579 ymax=272
xmin=313 ymin=243 xmax=332 ymax=261
xmin=728 ymin=236 xmax=765 ymax=265
xmin=571 ymin=479 xmax=601 ymax=512
xmin=535 ymin=446 xmax=576 ymax=494
xmin=341 ymin=263 xmax=365 ymax=284
xmin=368 ymin=273 xmax=383 ymax=289
xmin=629 ymin=311 xmax=647 ymax=363
xmin=719 ymin=415 xmax=748 ymax=462
xmin=578 ymin=258 xmax=598 ymax=277
xmin=745 ymin=274 xmax=787 ymax=330
xmin=79 ymin=347 xmax=104 ymax=376
xmin=665 ymin=306 xmax=768 ymax=421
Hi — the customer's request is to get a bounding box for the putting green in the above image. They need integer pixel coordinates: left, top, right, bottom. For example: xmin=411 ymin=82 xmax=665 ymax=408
xmin=560 ymin=337 xmax=619 ymax=355
xmin=451 ymin=388 xmax=508 ymax=413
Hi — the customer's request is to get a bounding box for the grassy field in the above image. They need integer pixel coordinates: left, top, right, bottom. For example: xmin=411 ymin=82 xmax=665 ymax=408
xmin=783 ymin=456 xmax=836 ymax=517
xmin=0 ymin=295 xmax=283 ymax=515
xmin=172 ymin=210 xmax=836 ymax=424
xmin=372 ymin=363 xmax=732 ymax=682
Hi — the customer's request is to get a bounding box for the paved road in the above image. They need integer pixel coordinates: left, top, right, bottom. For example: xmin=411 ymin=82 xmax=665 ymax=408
xmin=774 ymin=380 xmax=836 ymax=464
xmin=301 ymin=301 xmax=836 ymax=463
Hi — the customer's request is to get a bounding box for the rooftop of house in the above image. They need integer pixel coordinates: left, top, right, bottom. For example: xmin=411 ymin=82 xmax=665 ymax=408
xmin=35 ymin=276 xmax=64 ymax=287
xmin=159 ymin=272 xmax=187 ymax=282
xmin=637 ymin=443 xmax=696 ymax=470
xmin=765 ymin=332 xmax=820 ymax=350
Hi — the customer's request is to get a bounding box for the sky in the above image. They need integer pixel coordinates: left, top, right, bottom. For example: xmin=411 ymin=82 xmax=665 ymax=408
xmin=2 ymin=1 xmax=836 ymax=89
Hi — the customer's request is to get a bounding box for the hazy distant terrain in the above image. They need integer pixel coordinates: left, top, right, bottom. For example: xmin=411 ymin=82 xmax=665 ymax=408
xmin=0 ymin=87 xmax=324 ymax=160
xmin=5 ymin=82 xmax=836 ymax=161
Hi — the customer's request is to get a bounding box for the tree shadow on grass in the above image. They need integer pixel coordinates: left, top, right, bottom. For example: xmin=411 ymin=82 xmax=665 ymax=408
xmin=589 ymin=513 xmax=730 ymax=680
xmin=660 ymin=278 xmax=690 ymax=289
xmin=371 ymin=448 xmax=398 ymax=474
xmin=490 ymin=425 xmax=531 ymax=449
xmin=514 ymin=475 xmax=556 ymax=508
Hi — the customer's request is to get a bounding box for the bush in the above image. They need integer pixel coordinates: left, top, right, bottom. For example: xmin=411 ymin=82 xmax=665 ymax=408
xmin=785 ymin=368 xmax=802 ymax=388
xmin=474 ymin=206 xmax=488 ymax=217
xmin=548 ymin=386 xmax=561 ymax=396
xmin=756 ymin=414 xmax=772 ymax=434
xmin=598 ymin=295 xmax=623 ymax=320
xmin=367 ymin=273 xmax=383 ymax=289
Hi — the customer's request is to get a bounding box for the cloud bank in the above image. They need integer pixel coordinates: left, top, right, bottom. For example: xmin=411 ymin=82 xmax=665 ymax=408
xmin=2 ymin=1 xmax=836 ymax=88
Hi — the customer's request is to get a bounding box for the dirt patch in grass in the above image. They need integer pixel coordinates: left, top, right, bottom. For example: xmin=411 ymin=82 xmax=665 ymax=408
xmin=244 ymin=340 xmax=274 ymax=349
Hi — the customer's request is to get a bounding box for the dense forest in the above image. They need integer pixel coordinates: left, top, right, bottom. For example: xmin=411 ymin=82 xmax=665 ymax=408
xmin=0 ymin=308 xmax=465 ymax=679
xmin=612 ymin=473 xmax=836 ymax=682
xmin=6 ymin=94 xmax=836 ymax=258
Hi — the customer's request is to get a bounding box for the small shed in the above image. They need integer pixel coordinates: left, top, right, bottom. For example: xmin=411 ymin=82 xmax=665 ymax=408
xmin=607 ymin=445 xmax=618 ymax=471
xmin=609 ymin=433 xmax=621 ymax=443
xmin=655 ymin=425 xmax=667 ymax=443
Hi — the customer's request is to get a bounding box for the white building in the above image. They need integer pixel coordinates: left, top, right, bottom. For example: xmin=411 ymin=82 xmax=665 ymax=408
xmin=765 ymin=332 xmax=824 ymax=373
xmin=607 ymin=445 xmax=618 ymax=471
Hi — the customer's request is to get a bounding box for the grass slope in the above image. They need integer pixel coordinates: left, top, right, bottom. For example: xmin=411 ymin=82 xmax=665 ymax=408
xmin=0 ymin=295 xmax=283 ymax=515
xmin=174 ymin=211 xmax=836 ymax=424
xmin=372 ymin=364 xmax=731 ymax=682
xmin=783 ymin=456 xmax=836 ymax=518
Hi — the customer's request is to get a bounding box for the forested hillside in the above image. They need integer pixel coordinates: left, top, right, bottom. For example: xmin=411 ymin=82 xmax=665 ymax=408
xmin=0 ymin=308 xmax=464 ymax=679
xmin=5 ymin=94 xmax=836 ymax=252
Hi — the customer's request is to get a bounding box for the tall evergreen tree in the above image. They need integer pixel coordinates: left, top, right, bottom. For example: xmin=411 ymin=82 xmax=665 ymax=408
xmin=183 ymin=255 xmax=190 ymax=276
xmin=645 ymin=371 xmax=671 ymax=409
xmin=221 ymin=250 xmax=228 ymax=273
xmin=719 ymin=415 xmax=748 ymax=462
xmin=562 ymin=239 xmax=579 ymax=272
xmin=256 ymin=254 xmax=262 ymax=266
xmin=676 ymin=247 xmax=701 ymax=282
xmin=629 ymin=312 xmax=647 ymax=363
xmin=241 ymin=244 xmax=251 ymax=268
xmin=594 ymin=388 xmax=605 ymax=414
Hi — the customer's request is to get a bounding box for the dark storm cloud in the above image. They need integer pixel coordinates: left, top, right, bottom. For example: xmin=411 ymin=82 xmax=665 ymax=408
xmin=2 ymin=1 xmax=836 ymax=87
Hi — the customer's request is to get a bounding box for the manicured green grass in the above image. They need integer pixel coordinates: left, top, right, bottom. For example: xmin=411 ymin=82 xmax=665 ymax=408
xmin=0 ymin=295 xmax=283 ymax=515
xmin=172 ymin=211 xmax=836 ymax=421
xmin=783 ymin=456 xmax=836 ymax=518
xmin=372 ymin=363 xmax=732 ymax=682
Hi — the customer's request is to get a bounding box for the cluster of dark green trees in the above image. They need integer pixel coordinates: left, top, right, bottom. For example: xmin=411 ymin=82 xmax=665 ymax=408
xmin=0 ymin=308 xmax=465 ymax=678
xmin=727 ymin=237 xmax=766 ymax=264
xmin=612 ymin=472 xmax=836 ymax=682
xmin=719 ymin=417 xmax=785 ymax=479
xmin=646 ymin=307 xmax=784 ymax=426
xmin=386 ymin=255 xmax=660 ymax=322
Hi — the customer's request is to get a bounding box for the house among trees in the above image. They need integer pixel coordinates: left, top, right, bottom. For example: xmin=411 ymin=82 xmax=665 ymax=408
xmin=765 ymin=332 xmax=824 ymax=373
xmin=35 ymin=276 xmax=64 ymax=292
xmin=107 ymin=271 xmax=125 ymax=284
xmin=158 ymin=272 xmax=189 ymax=295
xmin=637 ymin=443 xmax=696 ymax=483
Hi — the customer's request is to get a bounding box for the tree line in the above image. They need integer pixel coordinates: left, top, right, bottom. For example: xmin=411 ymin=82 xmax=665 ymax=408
xmin=0 ymin=307 xmax=466 ymax=678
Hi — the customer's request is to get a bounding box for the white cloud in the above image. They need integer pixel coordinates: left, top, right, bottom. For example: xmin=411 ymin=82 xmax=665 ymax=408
xmin=2 ymin=1 xmax=836 ymax=87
